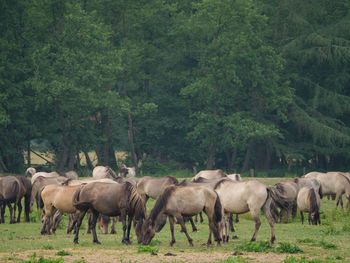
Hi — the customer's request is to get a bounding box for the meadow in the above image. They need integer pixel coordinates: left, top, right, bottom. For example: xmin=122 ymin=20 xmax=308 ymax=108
xmin=0 ymin=176 xmax=350 ymax=263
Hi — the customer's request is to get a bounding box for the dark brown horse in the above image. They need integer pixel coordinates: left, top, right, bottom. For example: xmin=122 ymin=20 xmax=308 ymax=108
xmin=141 ymin=184 xmax=222 ymax=247
xmin=0 ymin=176 xmax=30 ymax=223
xmin=72 ymin=181 xmax=145 ymax=244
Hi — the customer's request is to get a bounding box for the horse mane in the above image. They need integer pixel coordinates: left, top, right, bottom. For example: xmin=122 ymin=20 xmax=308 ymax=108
xmin=293 ymin=178 xmax=299 ymax=184
xmin=62 ymin=178 xmax=73 ymax=185
xmin=165 ymin=176 xmax=178 ymax=185
xmin=339 ymin=173 xmax=350 ymax=185
xmin=123 ymin=181 xmax=145 ymax=221
xmin=214 ymin=179 xmax=228 ymax=190
xmin=106 ymin=166 xmax=117 ymax=179
xmin=308 ymin=188 xmax=320 ymax=223
xmin=177 ymin=179 xmax=188 ymax=186
xmin=149 ymin=185 xmax=176 ymax=226
xmin=193 ymin=177 xmax=206 ymax=183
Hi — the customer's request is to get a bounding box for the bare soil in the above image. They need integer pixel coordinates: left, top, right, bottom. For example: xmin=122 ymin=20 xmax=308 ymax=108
xmin=1 ymin=248 xmax=291 ymax=263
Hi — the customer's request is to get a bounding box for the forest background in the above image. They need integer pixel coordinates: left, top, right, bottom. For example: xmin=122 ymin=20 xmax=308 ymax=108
xmin=1 ymin=0 xmax=350 ymax=177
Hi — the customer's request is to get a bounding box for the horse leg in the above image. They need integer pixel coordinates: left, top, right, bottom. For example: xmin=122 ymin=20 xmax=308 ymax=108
xmin=176 ymin=215 xmax=193 ymax=247
xmin=235 ymin=214 xmax=239 ymax=223
xmin=200 ymin=212 xmax=204 ymax=223
xmin=16 ymin=200 xmax=22 ymax=223
xmin=300 ymin=212 xmax=304 ymax=224
xmin=125 ymin=214 xmax=133 ymax=244
xmin=1 ymin=204 xmax=5 ymax=223
xmin=120 ymin=210 xmax=128 ymax=244
xmin=250 ymin=209 xmax=262 ymax=242
xmin=90 ymin=210 xmax=101 ymax=244
xmin=110 ymin=217 xmax=117 ymax=234
xmin=229 ymin=213 xmax=235 ymax=232
xmin=73 ymin=210 xmax=87 ymax=244
xmin=291 ymin=202 xmax=297 ymax=219
xmin=262 ymin=202 xmax=275 ymax=244
xmin=168 ymin=215 xmax=176 ymax=246
xmin=87 ymin=212 xmax=93 ymax=234
xmin=335 ymin=193 xmax=343 ymax=209
xmin=189 ymin=216 xmax=197 ymax=232
xmin=67 ymin=213 xmax=76 ymax=234
xmin=52 ymin=210 xmax=62 ymax=234
xmin=194 ymin=214 xmax=198 ymax=223
xmin=8 ymin=203 xmax=14 ymax=224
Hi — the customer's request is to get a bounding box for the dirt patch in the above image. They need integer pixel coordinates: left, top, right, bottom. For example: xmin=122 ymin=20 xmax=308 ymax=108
xmin=0 ymin=248 xmax=291 ymax=262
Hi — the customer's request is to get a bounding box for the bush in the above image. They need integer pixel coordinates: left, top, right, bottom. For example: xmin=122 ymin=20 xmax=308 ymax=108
xmin=276 ymin=242 xmax=303 ymax=253
xmin=21 ymin=253 xmax=64 ymax=263
xmin=55 ymin=250 xmax=72 ymax=256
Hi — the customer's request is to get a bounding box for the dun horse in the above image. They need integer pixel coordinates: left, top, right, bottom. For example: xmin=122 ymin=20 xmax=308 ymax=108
xmin=141 ymin=184 xmax=222 ymax=247
xmin=92 ymin=166 xmax=118 ymax=179
xmin=40 ymin=184 xmax=82 ymax=234
xmin=137 ymin=176 xmax=178 ymax=202
xmin=190 ymin=169 xmax=227 ymax=182
xmin=297 ymin=187 xmax=321 ymax=225
xmin=72 ymin=181 xmax=145 ymax=244
xmin=304 ymin=172 xmax=350 ymax=209
xmin=214 ymin=179 xmax=288 ymax=243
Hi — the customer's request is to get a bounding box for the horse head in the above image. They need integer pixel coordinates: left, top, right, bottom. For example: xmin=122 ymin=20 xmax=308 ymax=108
xmin=141 ymin=217 xmax=155 ymax=245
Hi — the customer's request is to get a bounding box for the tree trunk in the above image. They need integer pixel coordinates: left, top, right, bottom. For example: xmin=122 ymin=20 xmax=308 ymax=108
xmin=83 ymin=151 xmax=94 ymax=170
xmin=241 ymin=139 xmax=254 ymax=173
xmin=206 ymin=142 xmax=216 ymax=169
xmin=27 ymin=140 xmax=31 ymax=167
xmin=68 ymin=150 xmax=75 ymax=171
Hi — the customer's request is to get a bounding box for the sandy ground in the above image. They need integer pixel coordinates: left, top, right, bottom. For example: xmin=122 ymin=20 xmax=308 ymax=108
xmin=1 ymin=248 xmax=293 ymax=263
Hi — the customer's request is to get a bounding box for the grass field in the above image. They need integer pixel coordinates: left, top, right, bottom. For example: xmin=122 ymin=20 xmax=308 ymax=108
xmin=0 ymin=177 xmax=350 ymax=263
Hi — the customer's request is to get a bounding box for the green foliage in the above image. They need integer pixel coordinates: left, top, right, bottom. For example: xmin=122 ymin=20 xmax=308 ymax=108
xmin=42 ymin=245 xmax=54 ymax=250
xmin=137 ymin=245 xmax=158 ymax=254
xmin=282 ymin=255 xmax=339 ymax=263
xmin=318 ymin=241 xmax=337 ymax=250
xmin=55 ymin=250 xmax=72 ymax=256
xmin=276 ymin=242 xmax=304 ymax=254
xmin=21 ymin=253 xmax=64 ymax=263
xmin=234 ymin=241 xmax=274 ymax=252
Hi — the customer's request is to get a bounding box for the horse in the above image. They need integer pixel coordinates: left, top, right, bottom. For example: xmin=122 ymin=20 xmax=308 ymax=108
xmin=141 ymin=184 xmax=222 ymax=247
xmin=15 ymin=176 xmax=32 ymax=222
xmin=40 ymin=184 xmax=82 ymax=234
xmin=118 ymin=165 xmax=136 ymax=178
xmin=92 ymin=166 xmax=118 ymax=179
xmin=297 ymin=187 xmax=321 ymax=225
xmin=136 ymin=176 xmax=178 ymax=202
xmin=227 ymin=174 xmax=242 ymax=181
xmin=30 ymin=176 xmax=70 ymax=211
xmin=293 ymin=177 xmax=323 ymax=198
xmin=270 ymin=180 xmax=299 ymax=223
xmin=31 ymin=171 xmax=60 ymax=184
xmin=190 ymin=169 xmax=227 ymax=182
xmin=214 ymin=179 xmax=288 ymax=243
xmin=0 ymin=176 xmax=29 ymax=224
xmin=64 ymin=171 xmax=79 ymax=180
xmin=304 ymin=171 xmax=350 ymax=209
xmin=25 ymin=167 xmax=36 ymax=177
xmin=72 ymin=181 xmax=145 ymax=244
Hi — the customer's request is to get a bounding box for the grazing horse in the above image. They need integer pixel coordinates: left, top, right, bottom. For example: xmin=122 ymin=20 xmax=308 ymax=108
xmin=190 ymin=169 xmax=227 ymax=182
xmin=25 ymin=167 xmax=36 ymax=177
xmin=270 ymin=180 xmax=299 ymax=223
xmin=118 ymin=165 xmax=136 ymax=178
xmin=214 ymin=179 xmax=288 ymax=243
xmin=40 ymin=184 xmax=82 ymax=234
xmin=31 ymin=171 xmax=60 ymax=184
xmin=30 ymin=176 xmax=70 ymax=211
xmin=297 ymin=187 xmax=321 ymax=225
xmin=72 ymin=181 xmax=145 ymax=244
xmin=92 ymin=166 xmax=118 ymax=179
xmin=137 ymin=176 xmax=178 ymax=202
xmin=0 ymin=176 xmax=28 ymax=224
xmin=294 ymin=177 xmax=323 ymax=198
xmin=304 ymin=172 xmax=350 ymax=209
xmin=141 ymin=184 xmax=222 ymax=247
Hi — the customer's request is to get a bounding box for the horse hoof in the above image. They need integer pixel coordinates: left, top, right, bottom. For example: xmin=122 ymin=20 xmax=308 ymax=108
xmin=110 ymin=230 xmax=116 ymax=234
xmin=94 ymin=241 xmax=101 ymax=245
xmin=170 ymin=241 xmax=175 ymax=247
xmin=231 ymin=235 xmax=238 ymax=239
xmin=192 ymin=229 xmax=198 ymax=232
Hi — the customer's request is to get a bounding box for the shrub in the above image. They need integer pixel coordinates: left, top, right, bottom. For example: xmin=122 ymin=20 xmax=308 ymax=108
xmin=276 ymin=242 xmax=303 ymax=254
xmin=318 ymin=240 xmax=337 ymax=249
xmin=234 ymin=241 xmax=274 ymax=252
xmin=21 ymin=253 xmax=64 ymax=263
xmin=55 ymin=250 xmax=72 ymax=256
xmin=137 ymin=245 xmax=158 ymax=255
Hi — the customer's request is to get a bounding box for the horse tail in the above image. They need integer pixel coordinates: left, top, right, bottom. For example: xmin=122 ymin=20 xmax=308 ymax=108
xmin=268 ymin=186 xmax=290 ymax=211
xmin=72 ymin=185 xmax=90 ymax=211
xmin=318 ymin=184 xmax=323 ymax=199
xmin=214 ymin=193 xmax=223 ymax=223
xmin=263 ymin=188 xmax=279 ymax=223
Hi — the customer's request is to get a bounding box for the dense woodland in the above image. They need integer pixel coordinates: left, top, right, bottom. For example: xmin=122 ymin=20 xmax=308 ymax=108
xmin=1 ymin=0 xmax=350 ymax=175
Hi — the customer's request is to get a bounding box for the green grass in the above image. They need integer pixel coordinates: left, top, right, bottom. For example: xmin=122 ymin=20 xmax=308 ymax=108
xmin=0 ymin=177 xmax=350 ymax=262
